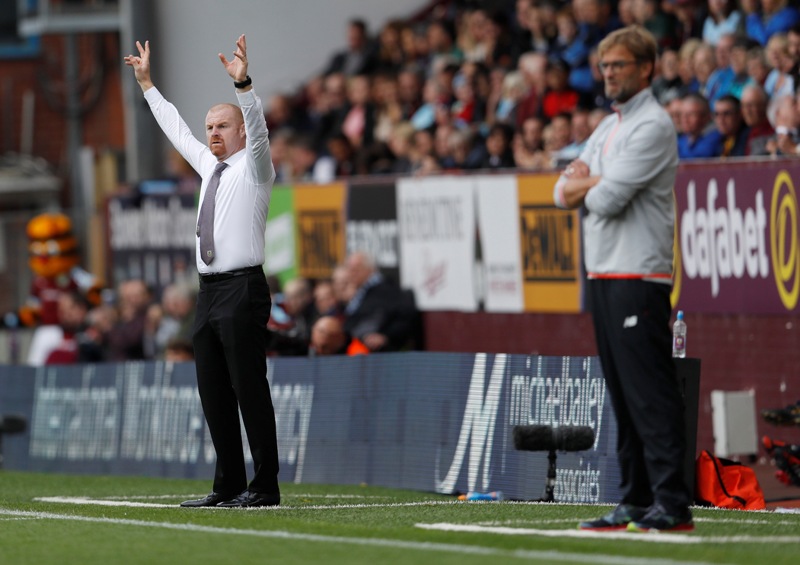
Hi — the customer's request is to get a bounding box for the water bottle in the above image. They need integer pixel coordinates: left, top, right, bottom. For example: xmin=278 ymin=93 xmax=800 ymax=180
xmin=458 ymin=491 xmax=503 ymax=501
xmin=672 ymin=310 xmax=687 ymax=358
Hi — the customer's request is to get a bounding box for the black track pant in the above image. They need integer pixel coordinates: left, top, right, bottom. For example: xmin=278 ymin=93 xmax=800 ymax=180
xmin=588 ymin=278 xmax=690 ymax=514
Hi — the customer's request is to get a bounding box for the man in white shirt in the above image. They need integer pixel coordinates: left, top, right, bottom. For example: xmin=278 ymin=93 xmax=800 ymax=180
xmin=125 ymin=35 xmax=280 ymax=508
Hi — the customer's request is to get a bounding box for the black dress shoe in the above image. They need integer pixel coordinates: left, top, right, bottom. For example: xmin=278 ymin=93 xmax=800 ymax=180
xmin=180 ymin=492 xmax=236 ymax=508
xmin=216 ymin=490 xmax=280 ymax=508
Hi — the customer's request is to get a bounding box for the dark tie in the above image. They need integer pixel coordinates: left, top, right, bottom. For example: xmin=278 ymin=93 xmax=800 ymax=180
xmin=197 ymin=162 xmax=228 ymax=265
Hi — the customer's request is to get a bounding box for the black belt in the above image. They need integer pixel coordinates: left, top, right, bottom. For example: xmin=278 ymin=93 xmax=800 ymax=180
xmin=199 ymin=265 xmax=262 ymax=283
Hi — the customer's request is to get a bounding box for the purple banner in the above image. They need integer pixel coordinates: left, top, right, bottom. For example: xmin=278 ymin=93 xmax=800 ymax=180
xmin=674 ymin=161 xmax=800 ymax=314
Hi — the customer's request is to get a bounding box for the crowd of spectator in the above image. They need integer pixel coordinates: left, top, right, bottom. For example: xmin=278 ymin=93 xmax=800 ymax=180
xmin=35 ymin=251 xmax=418 ymax=365
xmin=262 ymin=0 xmax=800 ymax=181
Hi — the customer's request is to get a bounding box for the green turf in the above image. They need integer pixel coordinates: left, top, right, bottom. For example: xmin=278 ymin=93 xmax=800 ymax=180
xmin=0 ymin=471 xmax=798 ymax=564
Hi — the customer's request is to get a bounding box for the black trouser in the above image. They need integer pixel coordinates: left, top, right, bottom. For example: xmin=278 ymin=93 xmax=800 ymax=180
xmin=193 ymin=268 xmax=279 ymax=496
xmin=588 ymin=278 xmax=690 ymax=514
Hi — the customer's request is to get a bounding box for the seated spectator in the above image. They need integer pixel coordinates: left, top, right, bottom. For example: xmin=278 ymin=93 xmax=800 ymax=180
xmin=343 ymin=252 xmax=417 ymax=352
xmin=557 ymin=107 xmax=592 ymax=162
xmin=472 ymin=123 xmax=514 ymax=169
xmin=693 ymin=43 xmax=722 ymax=100
xmin=545 ymin=112 xmax=574 ymax=167
xmin=164 ymin=337 xmax=194 ymax=362
xmin=44 ymin=290 xmax=90 ymax=365
xmin=313 ymin=279 xmax=342 ymax=318
xmin=107 ymin=279 xmax=151 ymax=362
xmin=703 ymin=0 xmax=744 ymax=45
xmin=439 ymin=127 xmax=474 ymax=170
xmin=633 ymin=0 xmax=679 ymax=51
xmin=705 ymin=35 xmax=738 ymax=102
xmin=766 ymin=94 xmax=800 ymax=155
xmin=678 ymin=93 xmax=723 ymax=158
xmin=411 ymin=77 xmax=448 ymax=131
xmin=144 ymin=283 xmax=195 ymax=360
xmin=714 ymin=95 xmax=750 ymax=157
xmin=324 ymin=18 xmax=377 ymax=76
xmin=268 ymin=277 xmax=319 ymax=356
xmin=340 ymin=74 xmax=376 ymax=150
xmin=541 ymin=58 xmax=579 ymax=119
xmin=746 ymin=44 xmax=772 ymax=85
xmin=515 ymin=51 xmax=548 ymax=127
xmin=764 ymin=33 xmax=796 ymax=121
xmin=653 ymin=48 xmax=688 ymax=105
xmin=79 ymin=303 xmax=117 ymax=362
xmin=426 ymin=19 xmax=463 ymax=72
xmin=741 ymin=83 xmax=776 ymax=154
xmin=487 ymin=69 xmax=528 ymax=127
xmin=308 ymin=316 xmax=350 ymax=356
xmin=725 ymin=37 xmax=758 ymax=100
xmin=666 ymin=94 xmax=685 ymax=133
xmin=550 ymin=6 xmax=591 ymax=75
xmin=744 ymin=0 xmax=800 ymax=46
xmin=286 ymin=134 xmax=335 ymax=184
xmin=325 ymin=132 xmax=358 ymax=178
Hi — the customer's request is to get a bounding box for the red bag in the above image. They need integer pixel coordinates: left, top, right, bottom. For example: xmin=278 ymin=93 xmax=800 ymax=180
xmin=695 ymin=450 xmax=766 ymax=510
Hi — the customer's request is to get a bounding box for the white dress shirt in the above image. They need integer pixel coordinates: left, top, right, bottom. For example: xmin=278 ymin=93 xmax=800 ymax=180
xmin=144 ymin=87 xmax=275 ymax=274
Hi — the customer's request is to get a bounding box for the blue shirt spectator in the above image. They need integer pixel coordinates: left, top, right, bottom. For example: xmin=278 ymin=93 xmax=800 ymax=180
xmin=746 ymin=1 xmax=800 ymax=45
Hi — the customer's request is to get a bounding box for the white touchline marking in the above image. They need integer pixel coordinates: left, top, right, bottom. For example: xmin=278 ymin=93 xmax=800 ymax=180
xmin=98 ymin=493 xmax=388 ymax=501
xmin=416 ymin=523 xmax=800 ymax=545
xmin=0 ymin=508 xmax=720 ymax=565
xmin=33 ymin=496 xmax=460 ymax=511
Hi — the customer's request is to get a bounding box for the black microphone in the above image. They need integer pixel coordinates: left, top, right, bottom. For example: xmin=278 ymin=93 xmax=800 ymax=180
xmin=513 ymin=425 xmax=595 ymax=452
xmin=0 ymin=415 xmax=27 ymax=434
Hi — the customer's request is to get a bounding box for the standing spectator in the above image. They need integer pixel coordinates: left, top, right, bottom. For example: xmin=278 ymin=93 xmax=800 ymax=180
xmin=125 ymin=35 xmax=280 ymax=508
xmin=678 ymin=93 xmax=722 ymax=158
xmin=554 ymin=25 xmax=694 ymax=533
xmin=744 ymin=0 xmax=800 ymax=46
xmin=741 ymin=83 xmax=776 ymax=154
xmin=714 ymin=95 xmax=751 ymax=156
xmin=703 ymin=0 xmax=744 ymax=45
xmin=325 ymin=19 xmax=377 ymax=76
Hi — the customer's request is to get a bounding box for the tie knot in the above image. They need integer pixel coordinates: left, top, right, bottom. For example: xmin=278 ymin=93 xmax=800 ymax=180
xmin=214 ymin=162 xmax=228 ymax=175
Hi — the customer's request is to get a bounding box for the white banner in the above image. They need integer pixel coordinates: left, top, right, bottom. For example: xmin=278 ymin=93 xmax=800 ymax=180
xmin=397 ymin=177 xmax=477 ymax=311
xmin=475 ymin=176 xmax=525 ymax=312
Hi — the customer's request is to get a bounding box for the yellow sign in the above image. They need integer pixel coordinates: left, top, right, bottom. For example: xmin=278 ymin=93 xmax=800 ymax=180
xmin=517 ymin=175 xmax=581 ymax=312
xmin=293 ymin=183 xmax=347 ymax=279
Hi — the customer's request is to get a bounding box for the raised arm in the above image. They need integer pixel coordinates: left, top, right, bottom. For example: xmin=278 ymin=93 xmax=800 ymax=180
xmin=123 ymin=40 xmax=154 ymax=92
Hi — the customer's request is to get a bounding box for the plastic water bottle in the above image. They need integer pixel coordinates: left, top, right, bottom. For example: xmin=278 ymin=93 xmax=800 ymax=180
xmin=459 ymin=491 xmax=503 ymax=501
xmin=672 ymin=310 xmax=687 ymax=358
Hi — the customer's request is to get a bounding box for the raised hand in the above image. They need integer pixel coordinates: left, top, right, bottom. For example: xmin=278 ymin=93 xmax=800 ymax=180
xmin=123 ymin=40 xmax=154 ymax=91
xmin=219 ymin=34 xmax=249 ymax=84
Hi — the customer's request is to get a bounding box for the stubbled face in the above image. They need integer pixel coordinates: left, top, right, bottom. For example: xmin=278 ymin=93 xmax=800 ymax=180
xmin=600 ymin=44 xmax=651 ymax=103
xmin=205 ymin=105 xmax=245 ymax=160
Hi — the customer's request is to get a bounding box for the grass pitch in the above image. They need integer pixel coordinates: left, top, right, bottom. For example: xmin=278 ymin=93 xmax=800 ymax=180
xmin=0 ymin=471 xmax=798 ymax=564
